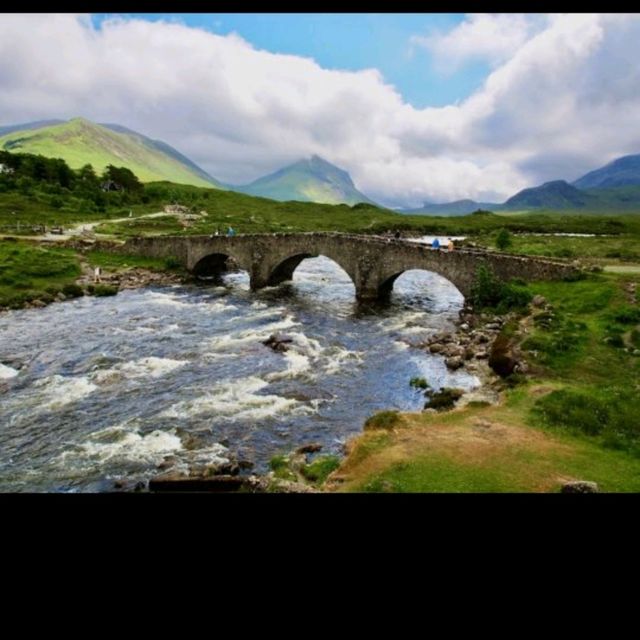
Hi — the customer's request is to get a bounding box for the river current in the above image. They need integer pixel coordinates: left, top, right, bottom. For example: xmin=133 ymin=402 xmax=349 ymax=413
xmin=0 ymin=254 xmax=480 ymax=492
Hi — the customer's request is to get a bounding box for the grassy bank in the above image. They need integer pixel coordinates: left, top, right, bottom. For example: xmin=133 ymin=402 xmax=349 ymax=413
xmin=0 ymin=239 xmax=82 ymax=308
xmin=329 ymin=270 xmax=640 ymax=493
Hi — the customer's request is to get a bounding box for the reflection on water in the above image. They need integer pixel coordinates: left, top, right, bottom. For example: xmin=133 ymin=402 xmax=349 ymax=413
xmin=0 ymin=256 xmax=479 ymax=492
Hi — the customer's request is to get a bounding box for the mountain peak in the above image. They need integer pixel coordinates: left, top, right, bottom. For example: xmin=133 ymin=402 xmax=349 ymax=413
xmin=236 ymin=155 xmax=375 ymax=205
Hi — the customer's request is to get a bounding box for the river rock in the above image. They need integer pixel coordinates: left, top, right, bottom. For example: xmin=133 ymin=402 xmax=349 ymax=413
xmin=485 ymin=323 xmax=501 ymax=331
xmin=296 ymin=442 xmax=323 ymax=454
xmin=464 ymin=347 xmax=475 ymax=361
xmin=459 ymin=323 xmax=470 ymax=332
xmin=31 ymin=299 xmax=47 ymax=308
xmin=474 ymin=333 xmax=490 ymax=344
xmin=429 ymin=343 xmax=445 ymax=354
xmin=561 ymin=481 xmax=599 ymax=494
xmin=445 ymin=356 xmax=464 ymax=370
xmin=263 ymin=333 xmax=293 ymax=353
xmin=56 ymin=293 xmax=66 ymax=302
xmin=444 ymin=345 xmax=465 ymax=358
xmin=149 ymin=473 xmax=246 ymax=492
xmin=531 ymin=295 xmax=547 ymax=308
xmin=475 ymin=351 xmax=489 ymax=359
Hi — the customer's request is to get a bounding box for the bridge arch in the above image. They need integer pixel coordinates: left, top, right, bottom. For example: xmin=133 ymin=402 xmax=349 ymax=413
xmin=192 ymin=252 xmax=246 ymax=279
xmin=379 ymin=268 xmax=465 ymax=305
xmin=266 ymin=251 xmax=357 ymax=290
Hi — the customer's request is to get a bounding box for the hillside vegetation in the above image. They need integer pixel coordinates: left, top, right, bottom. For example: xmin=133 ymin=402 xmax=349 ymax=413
xmin=0 ymin=118 xmax=222 ymax=188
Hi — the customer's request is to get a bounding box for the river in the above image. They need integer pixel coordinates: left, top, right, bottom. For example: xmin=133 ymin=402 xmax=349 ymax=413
xmin=0 ymin=255 xmax=480 ymax=492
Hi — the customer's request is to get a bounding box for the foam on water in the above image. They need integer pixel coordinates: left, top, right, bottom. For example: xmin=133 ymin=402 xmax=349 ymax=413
xmin=90 ymin=356 xmax=188 ymax=383
xmin=159 ymin=375 xmax=312 ymax=422
xmin=0 ymin=364 xmax=19 ymax=379
xmin=31 ymin=374 xmax=98 ymax=410
xmin=57 ymin=425 xmax=184 ymax=468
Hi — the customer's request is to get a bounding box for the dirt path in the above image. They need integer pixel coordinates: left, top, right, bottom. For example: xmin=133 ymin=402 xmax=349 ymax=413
xmin=0 ymin=211 xmax=170 ymax=243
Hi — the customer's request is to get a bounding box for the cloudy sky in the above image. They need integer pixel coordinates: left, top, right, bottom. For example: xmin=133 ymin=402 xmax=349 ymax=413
xmin=1 ymin=13 xmax=640 ymax=207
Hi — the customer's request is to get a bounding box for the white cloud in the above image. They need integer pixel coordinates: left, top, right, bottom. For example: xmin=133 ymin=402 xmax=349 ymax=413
xmin=1 ymin=13 xmax=640 ymax=207
xmin=411 ymin=14 xmax=549 ymax=73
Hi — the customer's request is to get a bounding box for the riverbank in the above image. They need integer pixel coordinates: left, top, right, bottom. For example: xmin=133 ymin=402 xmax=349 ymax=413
xmin=323 ymin=270 xmax=640 ymax=492
xmin=0 ymin=237 xmax=186 ymax=312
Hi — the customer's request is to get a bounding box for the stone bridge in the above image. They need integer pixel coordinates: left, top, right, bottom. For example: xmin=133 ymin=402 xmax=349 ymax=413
xmin=122 ymin=232 xmax=579 ymax=302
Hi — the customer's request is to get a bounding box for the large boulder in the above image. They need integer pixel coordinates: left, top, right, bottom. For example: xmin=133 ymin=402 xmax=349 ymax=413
xmin=445 ymin=356 xmax=464 ymax=371
xmin=488 ymin=334 xmax=518 ymax=377
xmin=561 ymin=481 xmax=599 ymax=494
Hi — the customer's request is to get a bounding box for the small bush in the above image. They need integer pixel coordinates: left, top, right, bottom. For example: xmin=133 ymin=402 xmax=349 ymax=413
xmin=470 ymin=264 xmax=532 ymax=312
xmin=93 ymin=284 xmax=118 ymax=297
xmin=62 ymin=283 xmax=84 ymax=298
xmin=424 ymin=387 xmax=464 ymax=411
xmin=409 ymin=377 xmax=429 ymax=390
xmin=495 ymin=228 xmax=512 ymax=250
xmin=164 ymin=256 xmax=182 ymax=270
xmin=364 ymin=410 xmax=401 ymax=431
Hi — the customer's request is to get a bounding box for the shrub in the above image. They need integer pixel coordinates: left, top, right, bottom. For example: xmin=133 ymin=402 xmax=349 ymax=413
xmin=495 ymin=228 xmax=512 ymax=250
xmin=470 ymin=264 xmax=532 ymax=312
xmin=424 ymin=387 xmax=464 ymax=411
xmin=409 ymin=377 xmax=429 ymax=390
xmin=164 ymin=256 xmax=182 ymax=270
xmin=364 ymin=410 xmax=401 ymax=431
xmin=93 ymin=284 xmax=118 ymax=297
xmin=62 ymin=283 xmax=84 ymax=298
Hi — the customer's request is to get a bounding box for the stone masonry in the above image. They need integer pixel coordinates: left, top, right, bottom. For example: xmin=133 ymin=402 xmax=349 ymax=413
xmin=123 ymin=232 xmax=580 ymax=302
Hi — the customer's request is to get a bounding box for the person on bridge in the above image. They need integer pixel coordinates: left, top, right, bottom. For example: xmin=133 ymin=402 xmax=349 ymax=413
xmin=447 ymin=238 xmax=455 ymax=251
xmin=227 ymin=226 xmax=236 ymax=237
xmin=394 ymin=231 xmax=401 ymax=239
xmin=431 ymin=238 xmax=440 ymax=250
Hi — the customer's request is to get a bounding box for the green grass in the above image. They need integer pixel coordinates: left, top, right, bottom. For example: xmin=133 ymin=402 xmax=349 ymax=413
xmin=85 ymin=250 xmax=175 ymax=271
xmin=0 ymin=239 xmax=81 ymax=307
xmin=301 ymin=455 xmax=341 ymax=484
xmin=360 ymin=456 xmax=536 ymax=492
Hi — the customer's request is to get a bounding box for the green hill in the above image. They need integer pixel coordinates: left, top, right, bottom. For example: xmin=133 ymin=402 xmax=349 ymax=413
xmin=503 ymin=180 xmax=594 ymax=210
xmin=234 ymin=155 xmax=376 ymax=205
xmin=573 ymin=154 xmax=640 ymax=189
xmin=0 ymin=118 xmax=224 ymax=189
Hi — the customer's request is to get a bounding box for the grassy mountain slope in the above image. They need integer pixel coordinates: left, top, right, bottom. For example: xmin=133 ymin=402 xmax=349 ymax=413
xmin=0 ymin=118 xmax=224 ymax=189
xmin=503 ymin=180 xmax=594 ymax=210
xmin=574 ymin=154 xmax=640 ymax=189
xmin=235 ymin=155 xmax=376 ymax=205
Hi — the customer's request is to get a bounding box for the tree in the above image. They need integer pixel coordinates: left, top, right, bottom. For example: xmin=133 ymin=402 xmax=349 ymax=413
xmin=102 ymin=165 xmax=143 ymax=193
xmin=496 ymin=228 xmax=512 ymax=250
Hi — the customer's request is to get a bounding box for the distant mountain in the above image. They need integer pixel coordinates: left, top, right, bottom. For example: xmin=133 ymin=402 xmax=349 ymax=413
xmin=0 ymin=120 xmax=67 ymax=137
xmin=398 ymin=199 xmax=503 ymax=216
xmin=503 ymin=180 xmax=594 ymax=210
xmin=233 ymin=155 xmax=376 ymax=205
xmin=573 ymin=154 xmax=640 ymax=189
xmin=0 ymin=117 xmax=224 ymax=189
